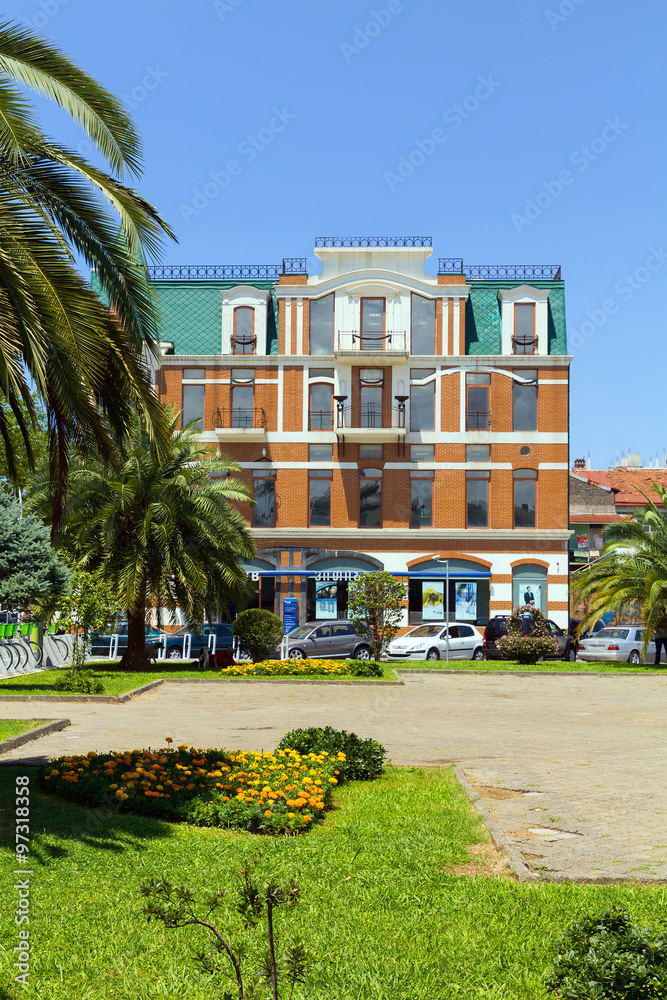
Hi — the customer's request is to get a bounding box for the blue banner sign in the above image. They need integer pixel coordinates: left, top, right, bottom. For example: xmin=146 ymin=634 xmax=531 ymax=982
xmin=282 ymin=598 xmax=299 ymax=635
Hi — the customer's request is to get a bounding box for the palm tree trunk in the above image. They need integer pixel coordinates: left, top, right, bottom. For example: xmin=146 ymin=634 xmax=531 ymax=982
xmin=119 ymin=605 xmax=150 ymax=672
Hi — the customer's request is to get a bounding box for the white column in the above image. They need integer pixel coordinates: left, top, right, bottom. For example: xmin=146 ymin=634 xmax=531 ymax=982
xmin=452 ymin=298 xmax=459 ymax=357
xmin=435 ymin=364 xmax=442 ymax=432
xmin=459 ymin=369 xmax=466 ymax=432
xmin=283 ymin=299 xmax=292 ymax=356
xmin=277 ymin=366 xmax=284 ymax=432
xmin=296 ymin=298 xmax=303 ymax=355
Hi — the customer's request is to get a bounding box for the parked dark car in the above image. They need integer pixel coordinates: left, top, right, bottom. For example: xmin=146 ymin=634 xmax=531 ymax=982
xmin=164 ymin=623 xmax=234 ymax=660
xmin=483 ymin=615 xmax=577 ymax=661
xmin=89 ymin=624 xmax=162 ymax=658
xmin=286 ymin=620 xmax=372 ymax=660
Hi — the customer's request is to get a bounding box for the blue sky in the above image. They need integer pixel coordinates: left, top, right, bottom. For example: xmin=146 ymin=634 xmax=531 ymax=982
xmin=7 ymin=0 xmax=667 ymax=468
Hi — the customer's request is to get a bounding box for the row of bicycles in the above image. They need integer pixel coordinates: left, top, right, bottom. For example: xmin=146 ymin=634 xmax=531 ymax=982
xmin=0 ymin=624 xmax=71 ymax=673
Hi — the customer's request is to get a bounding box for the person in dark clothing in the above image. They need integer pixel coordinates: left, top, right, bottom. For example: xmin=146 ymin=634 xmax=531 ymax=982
xmin=654 ymin=611 xmax=667 ymax=665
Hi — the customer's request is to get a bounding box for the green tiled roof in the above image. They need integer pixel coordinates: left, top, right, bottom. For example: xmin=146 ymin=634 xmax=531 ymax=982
xmin=465 ymin=281 xmax=567 ymax=356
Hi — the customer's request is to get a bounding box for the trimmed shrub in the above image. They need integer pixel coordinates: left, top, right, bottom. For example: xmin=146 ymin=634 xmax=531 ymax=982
xmin=232 ymin=608 xmax=283 ymax=662
xmin=497 ymin=604 xmax=558 ymax=665
xmin=53 ymin=669 xmax=104 ymax=694
xmin=546 ymin=907 xmax=667 ymax=998
xmin=277 ymin=726 xmax=386 ymax=782
xmin=348 ymin=659 xmax=383 ymax=678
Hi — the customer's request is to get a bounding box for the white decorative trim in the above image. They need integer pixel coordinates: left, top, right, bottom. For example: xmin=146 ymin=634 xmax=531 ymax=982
xmin=497 ymin=285 xmax=551 ymax=357
xmin=283 ymin=298 xmax=292 ymax=356
xmin=459 ymin=369 xmax=466 ymax=433
xmin=452 ymin=298 xmax=459 ymax=356
xmin=296 ymin=298 xmax=303 ymax=355
xmin=277 ymin=367 xmax=284 ymax=433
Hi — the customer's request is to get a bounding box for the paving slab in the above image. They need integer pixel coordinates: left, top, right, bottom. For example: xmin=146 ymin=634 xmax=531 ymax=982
xmin=1 ymin=672 xmax=666 ymax=881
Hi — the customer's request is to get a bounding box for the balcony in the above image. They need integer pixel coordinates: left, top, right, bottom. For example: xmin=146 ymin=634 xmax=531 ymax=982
xmin=212 ymin=407 xmax=267 ymax=442
xmin=334 ymin=331 xmax=408 ymax=364
xmin=335 ymin=403 xmax=406 ymax=443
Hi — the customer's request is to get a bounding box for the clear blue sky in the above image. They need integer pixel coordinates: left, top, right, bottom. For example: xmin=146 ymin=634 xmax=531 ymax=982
xmin=7 ymin=0 xmax=667 ymax=468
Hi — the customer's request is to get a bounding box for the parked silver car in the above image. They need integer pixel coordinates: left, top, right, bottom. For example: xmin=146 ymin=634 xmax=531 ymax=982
xmin=577 ymin=626 xmax=657 ymax=664
xmin=287 ymin=620 xmax=371 ymax=660
xmin=385 ymin=622 xmax=485 ymax=661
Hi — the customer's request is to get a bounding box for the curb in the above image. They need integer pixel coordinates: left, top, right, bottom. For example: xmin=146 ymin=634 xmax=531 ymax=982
xmin=453 ymin=765 xmax=537 ymax=883
xmin=162 ymin=677 xmax=404 ymax=687
xmin=0 ymin=679 xmax=165 ymax=704
xmin=0 ymin=718 xmax=70 ymax=755
xmin=399 ymin=668 xmax=665 ymax=678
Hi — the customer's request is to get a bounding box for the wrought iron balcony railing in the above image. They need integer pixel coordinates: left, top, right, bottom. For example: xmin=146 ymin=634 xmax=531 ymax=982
xmin=231 ymin=335 xmax=256 ymax=355
xmin=512 ymin=336 xmax=537 ymax=355
xmin=437 ymin=260 xmax=562 ymax=280
xmin=315 ymin=236 xmax=432 ymax=248
xmin=308 ymin=409 xmax=334 ymax=431
xmin=336 ymin=331 xmax=407 ymax=352
xmin=212 ymin=407 xmax=267 ymax=430
xmin=336 ymin=404 xmax=406 ymax=431
xmin=466 ymin=410 xmax=491 ymax=431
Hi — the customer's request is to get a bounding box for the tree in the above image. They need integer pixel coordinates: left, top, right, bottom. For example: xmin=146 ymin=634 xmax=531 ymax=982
xmin=51 ymin=568 xmax=122 ymax=671
xmin=347 ymin=571 xmax=406 ymax=660
xmin=573 ymin=487 xmax=667 ymax=646
xmin=0 ymin=19 xmax=174 ymax=512
xmin=0 ymin=487 xmax=69 ymax=614
xmin=232 ymin=608 xmax=284 ymax=663
xmin=0 ymin=393 xmax=48 ymax=494
xmin=29 ymin=411 xmax=255 ymax=670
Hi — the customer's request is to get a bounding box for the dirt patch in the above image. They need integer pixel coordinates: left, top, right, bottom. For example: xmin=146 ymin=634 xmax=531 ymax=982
xmin=472 ymin=783 xmax=524 ymax=800
xmin=447 ymin=841 xmax=515 ymax=879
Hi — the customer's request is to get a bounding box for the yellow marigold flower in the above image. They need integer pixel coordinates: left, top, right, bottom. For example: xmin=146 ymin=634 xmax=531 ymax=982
xmin=110 ymin=784 xmax=118 ymax=790
xmin=264 ymin=810 xmax=272 ymax=817
xmin=186 ymin=783 xmax=195 ymax=791
xmin=303 ymin=815 xmax=311 ymax=823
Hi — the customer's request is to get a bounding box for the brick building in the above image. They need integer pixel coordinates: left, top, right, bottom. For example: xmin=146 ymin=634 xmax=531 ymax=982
xmin=141 ymin=237 xmax=571 ymax=628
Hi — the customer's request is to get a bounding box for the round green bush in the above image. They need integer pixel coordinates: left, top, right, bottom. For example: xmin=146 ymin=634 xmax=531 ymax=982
xmin=53 ymin=669 xmax=104 ymax=694
xmin=232 ymin=608 xmax=284 ymax=662
xmin=546 ymin=906 xmax=667 ymax=998
xmin=348 ymin=659 xmax=383 ymax=678
xmin=277 ymin=726 xmax=386 ymax=782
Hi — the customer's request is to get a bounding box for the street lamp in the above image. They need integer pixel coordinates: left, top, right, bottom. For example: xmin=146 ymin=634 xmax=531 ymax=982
xmin=434 ymin=557 xmax=450 ymax=664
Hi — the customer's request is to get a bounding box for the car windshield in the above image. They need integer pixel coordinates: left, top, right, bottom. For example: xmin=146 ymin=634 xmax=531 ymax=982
xmin=405 ymin=625 xmax=443 ymax=638
xmin=595 ymin=628 xmax=629 ymax=639
xmin=288 ymin=625 xmax=316 ymax=639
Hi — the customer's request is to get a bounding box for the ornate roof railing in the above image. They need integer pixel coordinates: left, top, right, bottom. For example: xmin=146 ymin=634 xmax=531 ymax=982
xmin=438 ymin=260 xmax=562 ymax=280
xmin=315 ymin=236 xmax=432 ymax=248
xmin=147 ymin=258 xmax=307 ymax=281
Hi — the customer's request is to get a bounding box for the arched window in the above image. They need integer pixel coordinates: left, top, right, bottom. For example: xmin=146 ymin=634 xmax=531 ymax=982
xmin=233 ymin=307 xmax=255 ymax=354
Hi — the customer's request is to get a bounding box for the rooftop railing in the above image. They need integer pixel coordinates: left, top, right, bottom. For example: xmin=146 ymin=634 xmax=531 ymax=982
xmin=315 ymin=236 xmax=432 ymax=247
xmin=147 ymin=258 xmax=306 ymax=281
xmin=438 ymin=260 xmax=562 ymax=280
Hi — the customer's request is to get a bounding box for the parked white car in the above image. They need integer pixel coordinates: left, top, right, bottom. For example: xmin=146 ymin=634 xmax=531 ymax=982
xmin=385 ymin=622 xmax=484 ymax=661
xmin=577 ymin=626 xmax=657 ymax=664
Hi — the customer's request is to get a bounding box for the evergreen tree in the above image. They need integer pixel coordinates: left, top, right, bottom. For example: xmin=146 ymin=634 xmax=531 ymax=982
xmin=0 ymin=489 xmax=69 ymax=612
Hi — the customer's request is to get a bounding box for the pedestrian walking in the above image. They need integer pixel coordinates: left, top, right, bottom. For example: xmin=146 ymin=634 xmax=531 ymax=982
xmin=653 ymin=610 xmax=667 ymax=665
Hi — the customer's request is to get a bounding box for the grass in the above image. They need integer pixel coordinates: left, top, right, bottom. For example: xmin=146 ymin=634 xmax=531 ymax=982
xmin=0 ymin=662 xmax=399 ymax=698
xmin=1 ymin=764 xmax=666 ymax=999
xmin=392 ymin=658 xmax=666 ymax=673
xmin=0 ymin=719 xmax=43 ymax=742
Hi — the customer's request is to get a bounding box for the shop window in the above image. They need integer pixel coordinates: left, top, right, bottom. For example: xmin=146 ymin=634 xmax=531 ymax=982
xmin=411 ymin=471 xmax=434 ymax=528
xmin=514 ymin=469 xmax=537 ymax=527
xmin=514 ymin=303 xmax=536 ymax=354
xmin=512 ymin=564 xmax=547 ymax=613
xmin=309 ymin=294 xmax=334 ymax=355
xmin=466 ymin=444 xmax=490 ymax=462
xmin=408 ymin=574 xmax=490 ymax=625
xmin=233 ymin=307 xmax=255 ymax=354
xmin=411 ymin=294 xmax=436 ymax=354
xmin=253 ymin=471 xmax=276 ymax=527
xmin=411 ymin=444 xmax=434 ymax=462
xmin=410 ymin=369 xmax=435 ymax=432
xmin=466 ymin=372 xmax=490 ymax=430
xmin=361 ymin=298 xmax=385 ymax=350
xmin=359 ymin=468 xmax=382 ymax=527
xmin=513 ymin=370 xmax=537 ymax=432
xmin=309 ymin=470 xmax=332 ymax=527
xmin=309 ymin=383 xmax=333 ymax=430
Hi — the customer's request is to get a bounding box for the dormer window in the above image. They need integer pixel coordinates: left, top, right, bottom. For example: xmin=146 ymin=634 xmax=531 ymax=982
xmin=514 ymin=303 xmax=536 ymax=354
xmin=233 ymin=307 xmax=255 ymax=354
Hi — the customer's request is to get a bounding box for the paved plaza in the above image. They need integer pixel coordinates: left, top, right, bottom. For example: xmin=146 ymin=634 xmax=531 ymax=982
xmin=2 ymin=672 xmax=667 ymax=882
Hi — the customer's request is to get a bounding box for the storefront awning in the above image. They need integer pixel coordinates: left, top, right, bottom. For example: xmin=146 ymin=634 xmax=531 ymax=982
xmin=243 ymin=569 xmax=492 ymax=579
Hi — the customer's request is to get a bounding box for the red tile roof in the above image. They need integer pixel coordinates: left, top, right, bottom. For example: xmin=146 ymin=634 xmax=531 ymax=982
xmin=570 ymin=513 xmax=624 ymax=523
xmin=574 ymin=468 xmax=667 ymax=502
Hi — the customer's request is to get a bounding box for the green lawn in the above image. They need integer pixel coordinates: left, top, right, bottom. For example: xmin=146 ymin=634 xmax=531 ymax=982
xmin=1 ymin=764 xmax=665 ymax=999
xmin=0 ymin=719 xmax=43 ymax=742
xmin=393 ymin=658 xmax=666 ymax=673
xmin=0 ymin=662 xmax=399 ymax=698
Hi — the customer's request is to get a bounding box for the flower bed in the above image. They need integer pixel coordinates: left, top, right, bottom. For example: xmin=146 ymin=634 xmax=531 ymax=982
xmin=222 ymin=658 xmax=350 ymax=678
xmin=40 ymin=744 xmax=343 ymax=833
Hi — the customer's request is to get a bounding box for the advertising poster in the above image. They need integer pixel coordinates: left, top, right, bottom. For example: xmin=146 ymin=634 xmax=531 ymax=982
xmin=521 ymin=584 xmax=541 ymax=609
xmin=576 ymin=534 xmax=589 ymax=549
xmin=315 ymin=581 xmax=338 ymax=619
xmin=455 ymin=582 xmax=477 ymax=620
xmin=422 ymin=581 xmax=444 ymax=620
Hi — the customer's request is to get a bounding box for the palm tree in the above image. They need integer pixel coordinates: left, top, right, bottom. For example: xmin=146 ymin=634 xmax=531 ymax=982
xmin=0 ymin=19 xmax=174 ymax=513
xmin=573 ymin=487 xmax=667 ymax=642
xmin=29 ymin=412 xmax=255 ymax=670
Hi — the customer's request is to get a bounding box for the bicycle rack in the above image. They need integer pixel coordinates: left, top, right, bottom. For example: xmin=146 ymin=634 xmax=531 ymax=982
xmin=157 ymin=634 xmax=168 ymax=660
xmin=109 ymin=634 xmax=120 ymax=659
xmin=182 ymin=633 xmax=192 ymax=660
xmin=207 ymin=633 xmax=217 ymax=656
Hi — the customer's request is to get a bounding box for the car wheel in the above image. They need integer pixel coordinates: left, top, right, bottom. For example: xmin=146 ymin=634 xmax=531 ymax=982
xmin=167 ymin=647 xmax=181 ymax=660
xmin=354 ymin=645 xmax=371 ymax=660
xmin=566 ymin=647 xmax=577 ymax=662
xmin=472 ymin=647 xmax=485 ymax=661
xmin=289 ymin=648 xmax=305 ymax=661
xmin=426 ymin=647 xmax=440 ymax=661
xmin=628 ymin=650 xmax=640 ymax=664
